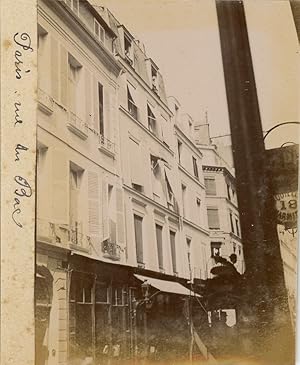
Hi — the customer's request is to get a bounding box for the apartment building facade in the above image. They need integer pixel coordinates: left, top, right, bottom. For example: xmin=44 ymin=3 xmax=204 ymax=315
xmin=195 ymin=138 xmax=245 ymax=276
xmin=35 ymin=1 xmax=213 ymax=365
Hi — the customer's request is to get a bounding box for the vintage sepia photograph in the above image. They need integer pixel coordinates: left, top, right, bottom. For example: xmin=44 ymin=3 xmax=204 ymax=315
xmin=2 ymin=0 xmax=299 ymax=364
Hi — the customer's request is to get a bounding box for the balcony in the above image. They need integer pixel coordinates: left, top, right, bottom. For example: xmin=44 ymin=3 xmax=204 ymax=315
xmin=128 ymin=99 xmax=138 ymax=120
xmin=67 ymin=112 xmax=88 ymax=140
xmin=37 ymin=88 xmax=54 ymax=115
xmin=101 ymin=239 xmax=121 ymax=261
xmin=98 ymin=134 xmax=115 ymax=158
xmin=69 ymin=225 xmax=90 ymax=252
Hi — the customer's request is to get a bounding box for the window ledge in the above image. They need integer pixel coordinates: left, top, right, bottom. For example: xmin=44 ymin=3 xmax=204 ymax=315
xmin=67 ymin=112 xmax=88 ymax=140
xmin=98 ymin=135 xmax=115 ymax=158
xmin=38 ymin=89 xmax=54 ymax=115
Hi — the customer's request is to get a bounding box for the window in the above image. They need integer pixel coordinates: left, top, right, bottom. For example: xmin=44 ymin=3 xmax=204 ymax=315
xmin=177 ymin=140 xmax=182 ymax=164
xmin=170 ymin=231 xmax=177 ymax=274
xmin=155 ymin=224 xmax=164 ymax=270
xmin=211 ymin=242 xmax=222 ymax=258
xmin=64 ymin=0 xmax=79 ymax=15
xmin=124 ymin=35 xmax=133 ymax=65
xmin=235 ymin=218 xmax=240 ymax=236
xmin=94 ymin=19 xmax=105 ymax=43
xmin=69 ymin=163 xmax=83 ymax=245
xmin=181 ymin=184 xmax=187 ymax=217
xmin=192 ymin=157 xmax=199 ymax=179
xmin=134 ymin=215 xmax=143 ymax=265
xmin=98 ymin=83 xmax=104 ymax=136
xmin=204 ymin=177 xmax=216 ymax=196
xmin=68 ymin=54 xmax=82 ymax=113
xmin=186 ymin=238 xmax=192 ymax=274
xmin=95 ymin=282 xmax=109 ymax=303
xmin=207 ymin=208 xmax=220 ymax=229
xmin=147 ymin=105 xmax=157 ymax=136
xmin=127 ymin=85 xmax=138 ymax=120
xmin=151 ymin=66 xmax=158 ymax=94
xmin=229 ymin=212 xmax=234 ymax=233
xmin=227 ymin=183 xmax=231 ymax=200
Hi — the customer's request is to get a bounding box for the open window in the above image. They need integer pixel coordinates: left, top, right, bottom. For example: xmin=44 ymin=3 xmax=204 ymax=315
xmin=68 ymin=54 xmax=82 ymax=115
xmin=127 ymin=84 xmax=138 ymax=120
xmin=192 ymin=156 xmax=199 ymax=179
xmin=211 ymin=242 xmax=222 ymax=258
xmin=124 ymin=34 xmax=133 ymax=66
xmin=151 ymin=65 xmax=158 ymax=94
xmin=147 ymin=104 xmax=158 ymax=136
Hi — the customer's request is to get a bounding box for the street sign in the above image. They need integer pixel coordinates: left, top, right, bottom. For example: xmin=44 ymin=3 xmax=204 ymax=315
xmin=266 ymin=145 xmax=299 ymax=229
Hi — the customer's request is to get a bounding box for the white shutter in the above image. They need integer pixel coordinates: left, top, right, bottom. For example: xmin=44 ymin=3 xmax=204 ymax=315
xmin=116 ymin=188 xmax=125 ymax=244
xmin=85 ymin=69 xmax=92 ymax=127
xmin=52 ymin=150 xmax=68 ymax=224
xmin=102 ymin=178 xmax=109 ymax=241
xmin=50 ymin=36 xmax=59 ymax=100
xmin=129 ymin=138 xmax=144 ymax=186
xmin=60 ymin=45 xmax=68 ymax=106
xmin=88 ymin=171 xmax=100 ymax=241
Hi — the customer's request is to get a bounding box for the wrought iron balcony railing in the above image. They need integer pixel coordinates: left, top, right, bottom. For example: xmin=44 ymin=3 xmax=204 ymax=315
xmin=98 ymin=134 xmax=115 ymax=156
xmin=101 ymin=239 xmax=121 ymax=261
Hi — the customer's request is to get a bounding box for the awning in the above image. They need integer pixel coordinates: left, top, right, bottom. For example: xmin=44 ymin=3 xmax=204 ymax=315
xmin=134 ymin=274 xmax=200 ymax=297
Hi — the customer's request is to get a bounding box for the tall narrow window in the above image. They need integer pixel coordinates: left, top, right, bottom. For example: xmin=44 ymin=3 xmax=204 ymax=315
xmin=192 ymin=157 xmax=199 ymax=179
xmin=186 ymin=238 xmax=192 ymax=275
xmin=235 ymin=218 xmax=240 ymax=237
xmin=124 ymin=35 xmax=133 ymax=65
xmin=98 ymin=83 xmax=104 ymax=135
xmin=230 ymin=212 xmax=234 ymax=233
xmin=69 ymin=163 xmax=82 ymax=245
xmin=134 ymin=215 xmax=143 ymax=265
xmin=68 ymin=54 xmax=82 ymax=114
xmin=177 ymin=140 xmax=182 ymax=164
xmin=227 ymin=183 xmax=231 ymax=200
xmin=211 ymin=242 xmax=222 ymax=257
xmin=155 ymin=224 xmax=163 ymax=270
xmin=204 ymin=177 xmax=216 ymax=196
xmin=127 ymin=86 xmax=138 ymax=120
xmin=151 ymin=66 xmax=158 ymax=94
xmin=182 ymin=184 xmax=187 ymax=217
xmin=207 ymin=208 xmax=220 ymax=229
xmin=147 ymin=105 xmax=157 ymax=136
xmin=170 ymin=231 xmax=177 ymax=274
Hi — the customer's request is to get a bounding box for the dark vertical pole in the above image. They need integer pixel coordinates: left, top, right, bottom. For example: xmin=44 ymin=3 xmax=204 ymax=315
xmin=215 ymin=1 xmax=294 ymax=363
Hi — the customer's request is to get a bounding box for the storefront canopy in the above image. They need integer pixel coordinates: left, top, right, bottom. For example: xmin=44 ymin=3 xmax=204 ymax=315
xmin=134 ymin=274 xmax=200 ymax=297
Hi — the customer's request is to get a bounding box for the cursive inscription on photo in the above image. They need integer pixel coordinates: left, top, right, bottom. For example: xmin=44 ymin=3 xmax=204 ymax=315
xmin=11 ymin=32 xmax=34 ymax=228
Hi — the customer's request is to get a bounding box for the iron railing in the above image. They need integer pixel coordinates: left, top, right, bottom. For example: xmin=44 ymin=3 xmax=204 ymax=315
xmin=101 ymin=240 xmax=121 ymax=261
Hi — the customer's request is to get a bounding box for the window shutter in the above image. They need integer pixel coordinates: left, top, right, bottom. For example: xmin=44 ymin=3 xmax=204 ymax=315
xmin=88 ymin=171 xmax=100 ymax=242
xmin=134 ymin=215 xmax=143 ymax=264
xmin=207 ymin=208 xmax=220 ymax=229
xmin=93 ymin=76 xmax=99 ymax=131
xmin=60 ymin=45 xmax=68 ymax=106
xmin=116 ymin=188 xmax=125 ymax=244
xmin=85 ymin=69 xmax=92 ymax=127
xmin=50 ymin=36 xmax=59 ymax=100
xmin=204 ymin=178 xmax=216 ymax=195
xmin=129 ymin=138 xmax=144 ymax=186
xmin=52 ymin=150 xmax=68 ymax=224
xmin=102 ymin=179 xmax=109 ymax=241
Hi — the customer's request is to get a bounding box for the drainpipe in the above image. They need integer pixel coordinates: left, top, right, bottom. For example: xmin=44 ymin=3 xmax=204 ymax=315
xmin=215 ymin=1 xmax=294 ymax=363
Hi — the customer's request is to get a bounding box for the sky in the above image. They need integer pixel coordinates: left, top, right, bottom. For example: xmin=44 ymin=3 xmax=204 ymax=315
xmin=98 ymin=0 xmax=299 ymax=148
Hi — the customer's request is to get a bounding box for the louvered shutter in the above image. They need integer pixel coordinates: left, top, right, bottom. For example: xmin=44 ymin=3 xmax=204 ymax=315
xmin=170 ymin=231 xmax=177 ymax=273
xmin=50 ymin=36 xmax=59 ymax=100
xmin=52 ymin=150 xmax=68 ymax=224
xmin=207 ymin=208 xmax=220 ymax=229
xmin=155 ymin=224 xmax=163 ymax=270
xmin=102 ymin=178 xmax=109 ymax=241
xmin=85 ymin=69 xmax=92 ymax=127
xmin=60 ymin=45 xmax=68 ymax=106
xmin=88 ymin=172 xmax=100 ymax=242
xmin=116 ymin=188 xmax=125 ymax=244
